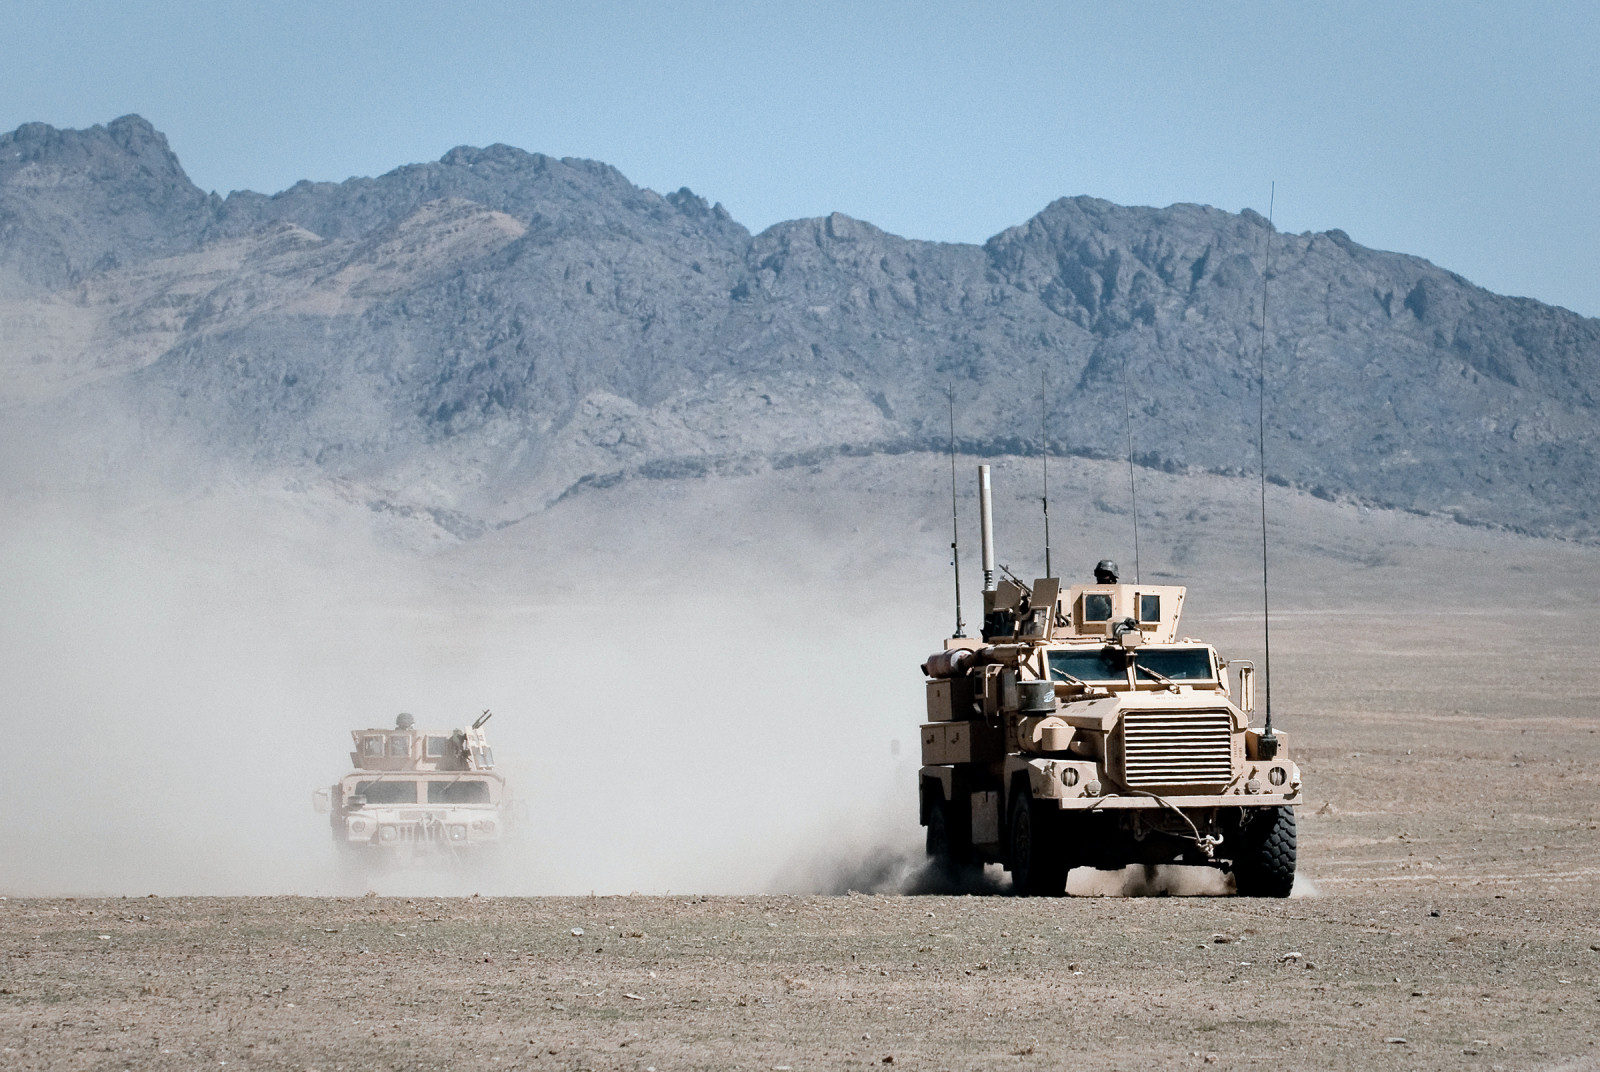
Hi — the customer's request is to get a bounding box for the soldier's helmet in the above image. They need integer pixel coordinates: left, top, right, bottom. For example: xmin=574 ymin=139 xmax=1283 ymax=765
xmin=395 ymin=712 xmax=416 ymax=730
xmin=1094 ymin=559 xmax=1119 ymax=583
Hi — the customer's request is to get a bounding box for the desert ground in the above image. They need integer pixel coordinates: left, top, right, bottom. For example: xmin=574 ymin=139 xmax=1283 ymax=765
xmin=3 ymin=456 xmax=1599 ymax=1068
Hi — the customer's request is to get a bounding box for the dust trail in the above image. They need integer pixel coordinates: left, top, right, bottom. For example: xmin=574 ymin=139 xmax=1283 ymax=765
xmin=781 ymin=839 xmax=1252 ymax=898
xmin=1066 ymin=865 xmax=1234 ymax=896
xmin=778 ymin=838 xmax=1010 ymax=896
xmin=1289 ymin=874 xmax=1322 ymax=898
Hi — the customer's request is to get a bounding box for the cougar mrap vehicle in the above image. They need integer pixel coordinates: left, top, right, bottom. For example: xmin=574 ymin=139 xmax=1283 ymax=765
xmin=919 ymin=466 xmax=1300 ymax=896
xmin=313 ymin=711 xmax=511 ymax=869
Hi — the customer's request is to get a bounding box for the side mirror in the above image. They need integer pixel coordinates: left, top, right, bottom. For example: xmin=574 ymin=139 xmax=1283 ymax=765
xmin=1235 ymin=662 xmax=1256 ymax=718
xmin=312 ymin=788 xmax=331 ymax=814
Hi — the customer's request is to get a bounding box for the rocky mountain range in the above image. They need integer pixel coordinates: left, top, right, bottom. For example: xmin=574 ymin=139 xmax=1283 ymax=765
xmin=3 ymin=115 xmax=1597 ymax=539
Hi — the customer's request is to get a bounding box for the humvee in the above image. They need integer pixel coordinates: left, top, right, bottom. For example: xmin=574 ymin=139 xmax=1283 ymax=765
xmin=919 ymin=466 xmax=1300 ymax=896
xmin=313 ymin=711 xmax=511 ymax=868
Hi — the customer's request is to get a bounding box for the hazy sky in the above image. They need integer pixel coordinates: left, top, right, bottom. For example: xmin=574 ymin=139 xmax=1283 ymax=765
xmin=4 ymin=1 xmax=1597 ymax=317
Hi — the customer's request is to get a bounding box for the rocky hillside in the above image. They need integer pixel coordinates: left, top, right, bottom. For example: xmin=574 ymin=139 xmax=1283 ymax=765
xmin=3 ymin=116 xmax=1597 ymax=538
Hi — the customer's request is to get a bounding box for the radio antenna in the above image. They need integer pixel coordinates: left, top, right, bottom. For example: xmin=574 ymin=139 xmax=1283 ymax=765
xmin=1256 ymin=183 xmax=1279 ymax=755
xmin=948 ymin=387 xmax=966 ymax=638
xmin=1119 ymin=348 xmax=1142 ymax=584
xmin=1041 ymin=370 xmax=1053 ymax=579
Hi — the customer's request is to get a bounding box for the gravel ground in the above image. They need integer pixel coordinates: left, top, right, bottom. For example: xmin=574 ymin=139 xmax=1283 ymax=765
xmin=2 ymin=881 xmax=1598 ymax=1072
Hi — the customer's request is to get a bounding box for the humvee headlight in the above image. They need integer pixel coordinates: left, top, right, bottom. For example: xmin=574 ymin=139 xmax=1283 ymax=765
xmin=1061 ymin=768 xmax=1079 ymax=787
xmin=1268 ymin=766 xmax=1287 ymax=787
xmin=448 ymin=825 xmax=468 ymax=842
xmin=379 ymin=825 xmax=398 ymax=843
xmin=348 ymin=818 xmax=368 ymax=833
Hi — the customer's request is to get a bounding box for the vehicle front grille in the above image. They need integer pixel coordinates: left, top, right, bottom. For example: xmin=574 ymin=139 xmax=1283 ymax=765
xmin=392 ymin=822 xmax=444 ymax=843
xmin=1120 ymin=710 xmax=1234 ymax=788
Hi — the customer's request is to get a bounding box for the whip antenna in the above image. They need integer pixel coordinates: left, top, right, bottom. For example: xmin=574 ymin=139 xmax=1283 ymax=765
xmin=948 ymin=387 xmax=966 ymax=638
xmin=1041 ymin=370 xmax=1053 ymax=578
xmin=1256 ymin=183 xmax=1279 ymax=755
xmin=1119 ymin=349 xmax=1142 ymax=584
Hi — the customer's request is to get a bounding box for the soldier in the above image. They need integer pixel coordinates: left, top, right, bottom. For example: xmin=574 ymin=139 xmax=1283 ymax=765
xmin=395 ymin=712 xmax=415 ymax=730
xmin=1093 ymin=559 xmax=1119 ymax=584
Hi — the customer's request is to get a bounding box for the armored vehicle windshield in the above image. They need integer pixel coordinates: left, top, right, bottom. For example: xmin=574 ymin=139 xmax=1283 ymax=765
xmin=1133 ymin=647 xmax=1216 ymax=682
xmin=1046 ymin=648 xmax=1125 ymax=684
xmin=1046 ymin=644 xmax=1217 ymax=688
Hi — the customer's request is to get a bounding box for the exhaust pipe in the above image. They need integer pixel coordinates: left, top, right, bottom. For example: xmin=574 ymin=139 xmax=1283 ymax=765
xmin=979 ymin=464 xmax=995 ymax=592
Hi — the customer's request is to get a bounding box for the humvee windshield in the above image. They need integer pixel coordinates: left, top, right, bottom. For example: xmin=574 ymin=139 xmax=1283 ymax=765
xmin=355 ymin=780 xmax=417 ymax=804
xmin=1133 ymin=647 xmax=1214 ymax=681
xmin=427 ymin=780 xmax=492 ymax=804
xmin=1047 ymin=648 xmax=1126 ymax=684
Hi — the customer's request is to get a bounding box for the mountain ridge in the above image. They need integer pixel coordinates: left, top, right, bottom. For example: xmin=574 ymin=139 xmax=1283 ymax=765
xmin=2 ymin=116 xmax=1597 ymax=540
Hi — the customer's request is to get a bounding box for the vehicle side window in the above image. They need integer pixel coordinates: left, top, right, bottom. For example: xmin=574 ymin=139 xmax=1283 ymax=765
xmin=388 ymin=735 xmax=410 ymax=757
xmin=1083 ymin=594 xmax=1113 ymax=622
xmin=1139 ymin=594 xmax=1160 ymax=623
xmin=426 ymin=736 xmax=448 ymax=757
xmin=362 ymin=736 xmax=384 ymax=756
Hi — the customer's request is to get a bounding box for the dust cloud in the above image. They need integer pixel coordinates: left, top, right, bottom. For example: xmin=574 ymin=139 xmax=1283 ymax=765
xmin=7 ymin=429 xmax=1570 ymax=898
xmin=0 ymin=457 xmax=946 ymax=896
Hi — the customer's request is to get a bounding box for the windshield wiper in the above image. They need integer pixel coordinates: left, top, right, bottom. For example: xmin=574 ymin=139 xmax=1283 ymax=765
xmin=1048 ymin=666 xmax=1087 ymax=687
xmin=1133 ymin=662 xmax=1179 ymax=688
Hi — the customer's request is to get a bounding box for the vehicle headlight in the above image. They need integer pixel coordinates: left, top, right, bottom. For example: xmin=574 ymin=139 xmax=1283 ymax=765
xmin=348 ymin=818 xmax=368 ymax=833
xmin=448 ymin=824 xmax=467 ymax=842
xmin=1060 ymin=767 xmax=1079 ymax=787
xmin=379 ymin=825 xmax=398 ymax=843
xmin=1268 ymin=766 xmax=1287 ymax=786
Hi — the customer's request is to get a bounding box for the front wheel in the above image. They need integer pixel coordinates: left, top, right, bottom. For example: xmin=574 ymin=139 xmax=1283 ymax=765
xmin=1007 ymin=791 xmax=1067 ymax=897
xmin=1230 ymin=807 xmax=1297 ymax=898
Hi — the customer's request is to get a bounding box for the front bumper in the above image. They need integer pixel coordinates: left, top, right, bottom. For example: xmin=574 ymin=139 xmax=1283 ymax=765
xmin=1025 ymin=756 xmax=1302 ymax=810
xmin=342 ymin=811 xmax=503 ymax=848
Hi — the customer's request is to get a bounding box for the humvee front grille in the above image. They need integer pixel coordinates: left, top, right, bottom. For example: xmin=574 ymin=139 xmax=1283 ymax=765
xmin=1120 ymin=710 xmax=1234 ymax=788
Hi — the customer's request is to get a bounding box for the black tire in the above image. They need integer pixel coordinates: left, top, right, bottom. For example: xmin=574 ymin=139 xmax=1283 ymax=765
xmin=926 ymin=798 xmax=952 ymax=861
xmin=1007 ymin=791 xmax=1068 ymax=897
xmin=925 ymin=791 xmax=973 ymax=867
xmin=1231 ymin=806 xmax=1297 ymax=898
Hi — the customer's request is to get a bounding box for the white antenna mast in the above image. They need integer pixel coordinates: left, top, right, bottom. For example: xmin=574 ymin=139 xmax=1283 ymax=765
xmin=1256 ymin=183 xmax=1279 ymax=756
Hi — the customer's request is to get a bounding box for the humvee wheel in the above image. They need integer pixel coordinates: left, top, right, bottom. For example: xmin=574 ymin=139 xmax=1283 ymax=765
xmin=1007 ymin=792 xmax=1067 ymax=897
xmin=1231 ymin=806 xmax=1297 ymax=898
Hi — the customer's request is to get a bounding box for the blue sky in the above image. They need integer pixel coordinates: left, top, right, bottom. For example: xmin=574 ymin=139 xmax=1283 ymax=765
xmin=4 ymin=1 xmax=1597 ymax=316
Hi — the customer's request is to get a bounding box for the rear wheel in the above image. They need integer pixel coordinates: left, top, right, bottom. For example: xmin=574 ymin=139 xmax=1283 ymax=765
xmin=1231 ymin=807 xmax=1297 ymax=897
xmin=1007 ymin=791 xmax=1068 ymax=896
